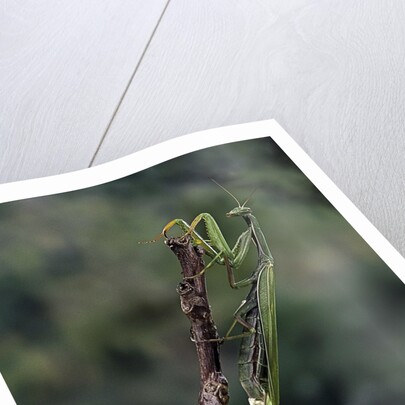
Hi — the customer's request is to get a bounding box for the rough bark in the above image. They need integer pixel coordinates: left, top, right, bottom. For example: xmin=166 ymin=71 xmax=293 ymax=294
xmin=166 ymin=236 xmax=229 ymax=405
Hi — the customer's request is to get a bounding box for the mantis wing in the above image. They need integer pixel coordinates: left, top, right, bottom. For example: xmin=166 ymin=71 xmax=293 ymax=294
xmin=257 ymin=259 xmax=279 ymax=405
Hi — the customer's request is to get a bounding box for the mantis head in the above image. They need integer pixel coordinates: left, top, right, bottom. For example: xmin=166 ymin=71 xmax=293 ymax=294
xmin=226 ymin=206 xmax=252 ymax=217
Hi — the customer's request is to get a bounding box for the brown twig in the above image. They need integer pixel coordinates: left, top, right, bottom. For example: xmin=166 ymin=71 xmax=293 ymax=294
xmin=166 ymin=236 xmax=229 ymax=405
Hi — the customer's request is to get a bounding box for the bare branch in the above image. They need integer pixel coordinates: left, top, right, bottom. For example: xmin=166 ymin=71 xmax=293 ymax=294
xmin=166 ymin=236 xmax=229 ymax=405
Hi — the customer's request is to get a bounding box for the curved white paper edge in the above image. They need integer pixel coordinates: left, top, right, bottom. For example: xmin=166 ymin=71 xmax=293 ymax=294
xmin=0 ymin=374 xmax=16 ymax=405
xmin=0 ymin=121 xmax=271 ymax=203
xmin=0 ymin=119 xmax=404 ymax=287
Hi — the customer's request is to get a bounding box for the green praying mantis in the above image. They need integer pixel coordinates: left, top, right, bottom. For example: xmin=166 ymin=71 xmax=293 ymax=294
xmin=144 ymin=182 xmax=279 ymax=405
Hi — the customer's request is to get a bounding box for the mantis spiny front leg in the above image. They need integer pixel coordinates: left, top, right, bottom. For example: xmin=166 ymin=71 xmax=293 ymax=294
xmin=158 ymin=213 xmax=253 ymax=277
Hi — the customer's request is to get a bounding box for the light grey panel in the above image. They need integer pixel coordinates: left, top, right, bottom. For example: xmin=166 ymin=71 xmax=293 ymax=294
xmin=93 ymin=0 xmax=405 ymax=256
xmin=0 ymin=0 xmax=168 ymax=182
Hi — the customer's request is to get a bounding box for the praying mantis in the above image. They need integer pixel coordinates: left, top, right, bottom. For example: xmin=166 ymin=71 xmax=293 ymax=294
xmin=144 ymin=182 xmax=279 ymax=405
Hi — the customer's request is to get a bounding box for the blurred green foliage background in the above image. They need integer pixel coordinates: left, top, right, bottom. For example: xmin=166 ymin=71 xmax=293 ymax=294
xmin=0 ymin=138 xmax=404 ymax=405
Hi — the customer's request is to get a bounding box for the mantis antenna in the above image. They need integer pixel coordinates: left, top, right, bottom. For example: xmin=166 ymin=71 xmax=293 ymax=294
xmin=241 ymin=188 xmax=257 ymax=207
xmin=210 ymin=179 xmax=241 ymax=206
xmin=211 ymin=179 xmax=256 ymax=208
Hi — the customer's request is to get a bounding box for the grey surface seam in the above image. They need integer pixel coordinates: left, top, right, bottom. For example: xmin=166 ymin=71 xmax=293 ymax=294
xmin=88 ymin=0 xmax=172 ymax=167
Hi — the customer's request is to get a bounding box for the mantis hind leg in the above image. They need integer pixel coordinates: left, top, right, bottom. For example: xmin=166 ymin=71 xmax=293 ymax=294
xmin=222 ymin=297 xmax=257 ymax=339
xmin=201 ymin=297 xmax=258 ymax=343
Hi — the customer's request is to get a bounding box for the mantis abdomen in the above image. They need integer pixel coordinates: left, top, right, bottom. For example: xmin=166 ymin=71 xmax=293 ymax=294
xmin=238 ymin=303 xmax=269 ymax=404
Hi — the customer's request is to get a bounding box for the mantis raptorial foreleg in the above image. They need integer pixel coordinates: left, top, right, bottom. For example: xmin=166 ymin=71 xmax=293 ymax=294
xmin=143 ymin=213 xmax=253 ymax=278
